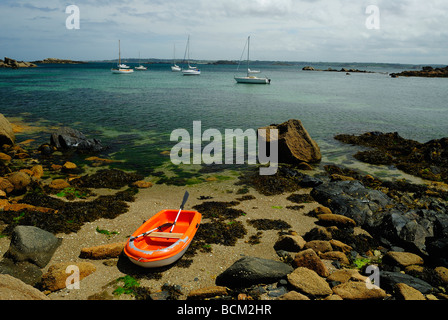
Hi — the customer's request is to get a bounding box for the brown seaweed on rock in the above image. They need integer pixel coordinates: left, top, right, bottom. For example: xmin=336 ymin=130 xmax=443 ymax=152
xmin=335 ymin=132 xmax=448 ymax=183
xmin=235 ymin=167 xmax=303 ymax=196
xmin=71 ymin=169 xmax=143 ymax=189
xmin=0 ymin=188 xmax=137 ymax=235
xmin=192 ymin=201 xmax=245 ymax=220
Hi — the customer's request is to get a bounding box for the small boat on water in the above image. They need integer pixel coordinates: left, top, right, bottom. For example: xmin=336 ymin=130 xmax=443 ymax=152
xmin=135 ymin=52 xmax=147 ymax=71
xmin=171 ymin=44 xmax=182 ymax=72
xmin=235 ymin=36 xmax=270 ymax=84
xmin=182 ymin=35 xmax=201 ymax=76
xmin=124 ymin=192 xmax=201 ymax=268
xmin=111 ymin=40 xmax=134 ymax=74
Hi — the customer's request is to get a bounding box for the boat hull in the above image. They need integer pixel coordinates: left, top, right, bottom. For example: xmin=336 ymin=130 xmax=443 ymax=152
xmin=124 ymin=209 xmax=201 ymax=268
xmin=111 ymin=68 xmax=134 ymax=74
xmin=171 ymin=66 xmax=181 ymax=72
xmin=182 ymin=69 xmax=201 ymax=75
xmin=234 ymin=76 xmax=270 ymax=84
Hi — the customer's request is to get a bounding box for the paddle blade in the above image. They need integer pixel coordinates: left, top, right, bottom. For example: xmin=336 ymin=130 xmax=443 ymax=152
xmin=180 ymin=191 xmax=189 ymax=209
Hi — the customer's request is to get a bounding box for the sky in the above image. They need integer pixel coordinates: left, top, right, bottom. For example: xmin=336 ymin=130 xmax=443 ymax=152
xmin=0 ymin=0 xmax=447 ymax=64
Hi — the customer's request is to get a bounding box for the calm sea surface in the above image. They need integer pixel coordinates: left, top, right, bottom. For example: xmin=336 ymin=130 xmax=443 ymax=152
xmin=0 ymin=62 xmax=447 ymax=177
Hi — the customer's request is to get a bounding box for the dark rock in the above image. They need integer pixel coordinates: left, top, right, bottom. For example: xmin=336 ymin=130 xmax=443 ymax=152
xmin=50 ymin=127 xmax=106 ymax=153
xmin=0 ymin=259 xmax=43 ymax=287
xmin=299 ymin=174 xmax=323 ymax=188
xmin=426 ymin=238 xmax=448 ymax=266
xmin=380 ymin=271 xmax=434 ymax=294
xmin=335 ymin=132 xmax=448 ymax=183
xmin=215 ymin=256 xmax=293 ymax=289
xmin=311 ymin=180 xmax=393 ymax=228
xmin=5 ymin=226 xmax=61 ymax=268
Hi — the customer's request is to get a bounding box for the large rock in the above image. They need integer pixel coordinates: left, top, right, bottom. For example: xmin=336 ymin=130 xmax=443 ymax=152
xmin=50 ymin=127 xmax=105 ymax=153
xmin=274 ymin=234 xmax=306 ymax=252
xmin=259 ymin=119 xmax=321 ymax=165
xmin=383 ymin=251 xmax=424 ymax=267
xmin=41 ymin=261 xmax=96 ymax=292
xmin=0 ymin=274 xmax=49 ymax=300
xmin=394 ymin=283 xmax=426 ymax=300
xmin=287 ymin=267 xmax=332 ymax=297
xmin=310 ymin=180 xmax=442 ymax=256
xmin=0 ymin=57 xmax=37 ymax=69
xmin=311 ymin=180 xmax=393 ymax=228
xmin=79 ymin=242 xmax=125 ymax=259
xmin=0 ymin=113 xmax=15 ymax=146
xmin=293 ymin=248 xmax=329 ymax=277
xmin=215 ymin=256 xmax=293 ymax=289
xmin=380 ymin=271 xmax=434 ymax=294
xmin=7 ymin=171 xmax=32 ymax=192
xmin=332 ymin=281 xmax=387 ymax=300
xmin=6 ymin=226 xmax=61 ymax=268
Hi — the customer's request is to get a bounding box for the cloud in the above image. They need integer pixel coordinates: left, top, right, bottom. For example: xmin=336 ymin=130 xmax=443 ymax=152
xmin=0 ymin=0 xmax=447 ymax=63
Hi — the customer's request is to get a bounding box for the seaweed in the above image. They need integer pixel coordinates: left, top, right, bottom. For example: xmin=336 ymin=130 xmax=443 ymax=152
xmin=194 ymin=220 xmax=247 ymax=247
xmin=235 ymin=167 xmax=302 ymax=196
xmin=0 ymin=188 xmax=137 ymax=235
xmin=247 ymin=232 xmax=263 ymax=245
xmin=71 ymin=168 xmax=143 ymax=189
xmin=286 ymin=193 xmax=315 ymax=204
xmin=247 ymin=219 xmax=292 ymax=231
xmin=192 ymin=201 xmax=245 ymax=220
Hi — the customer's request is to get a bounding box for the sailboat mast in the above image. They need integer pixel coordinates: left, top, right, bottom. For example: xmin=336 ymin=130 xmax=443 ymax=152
xmin=118 ymin=40 xmax=121 ymax=65
xmin=247 ymin=36 xmax=250 ymax=76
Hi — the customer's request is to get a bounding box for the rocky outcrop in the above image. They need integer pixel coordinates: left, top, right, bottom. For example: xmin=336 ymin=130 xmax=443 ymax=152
xmin=0 ymin=274 xmax=49 ymax=300
xmin=0 ymin=57 xmax=37 ymax=69
xmin=215 ymin=256 xmax=294 ymax=289
xmin=5 ymin=225 xmax=61 ymax=268
xmin=302 ymin=66 xmax=374 ymax=73
xmin=41 ymin=262 xmax=96 ymax=292
xmin=0 ymin=114 xmax=15 ymax=146
xmin=50 ymin=127 xmax=106 ymax=153
xmin=335 ymin=132 xmax=448 ymax=183
xmin=390 ymin=66 xmax=448 ymax=78
xmin=259 ymin=119 xmax=321 ymax=166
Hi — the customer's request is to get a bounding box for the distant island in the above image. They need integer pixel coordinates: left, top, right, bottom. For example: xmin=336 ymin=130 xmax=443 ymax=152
xmin=302 ymin=66 xmax=374 ymax=74
xmin=32 ymin=58 xmax=87 ymax=64
xmin=389 ymin=66 xmax=448 ymax=78
xmin=208 ymin=60 xmax=238 ymax=65
xmin=0 ymin=57 xmax=37 ymax=69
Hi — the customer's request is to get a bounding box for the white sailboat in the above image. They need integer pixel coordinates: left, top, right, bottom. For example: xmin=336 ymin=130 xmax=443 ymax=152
xmin=171 ymin=44 xmax=181 ymax=72
xmin=182 ymin=35 xmax=201 ymax=76
xmin=135 ymin=52 xmax=147 ymax=71
xmin=112 ymin=40 xmax=134 ymax=74
xmin=234 ymin=36 xmax=270 ymax=84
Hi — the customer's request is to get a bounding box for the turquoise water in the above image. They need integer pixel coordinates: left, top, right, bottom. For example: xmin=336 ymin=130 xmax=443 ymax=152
xmin=0 ymin=63 xmax=447 ymax=175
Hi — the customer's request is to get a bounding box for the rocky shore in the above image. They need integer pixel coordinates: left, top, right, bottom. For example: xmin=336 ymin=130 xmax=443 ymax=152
xmin=0 ymin=57 xmax=36 ymax=69
xmin=302 ymin=66 xmax=374 ymax=74
xmin=1 ymin=115 xmax=448 ymax=302
xmin=390 ymin=66 xmax=448 ymax=78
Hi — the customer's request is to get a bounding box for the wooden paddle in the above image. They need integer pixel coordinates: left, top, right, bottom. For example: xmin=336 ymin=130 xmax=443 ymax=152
xmin=170 ymin=191 xmax=189 ymax=233
xmin=129 ymin=191 xmax=189 ymax=241
xmin=129 ymin=223 xmax=172 ymax=242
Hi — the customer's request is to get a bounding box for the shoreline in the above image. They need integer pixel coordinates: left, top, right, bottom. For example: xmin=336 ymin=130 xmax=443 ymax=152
xmin=1 ymin=115 xmax=448 ymax=301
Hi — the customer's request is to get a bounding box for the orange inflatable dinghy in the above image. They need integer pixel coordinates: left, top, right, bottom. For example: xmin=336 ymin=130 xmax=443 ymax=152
xmin=124 ymin=209 xmax=201 ymax=268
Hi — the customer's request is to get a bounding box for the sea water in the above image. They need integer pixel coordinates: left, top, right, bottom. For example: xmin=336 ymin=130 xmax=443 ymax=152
xmin=0 ymin=62 xmax=447 ymax=177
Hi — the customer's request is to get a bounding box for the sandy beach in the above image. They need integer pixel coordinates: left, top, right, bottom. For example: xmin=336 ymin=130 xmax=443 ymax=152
xmin=1 ymin=175 xmax=318 ymax=300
